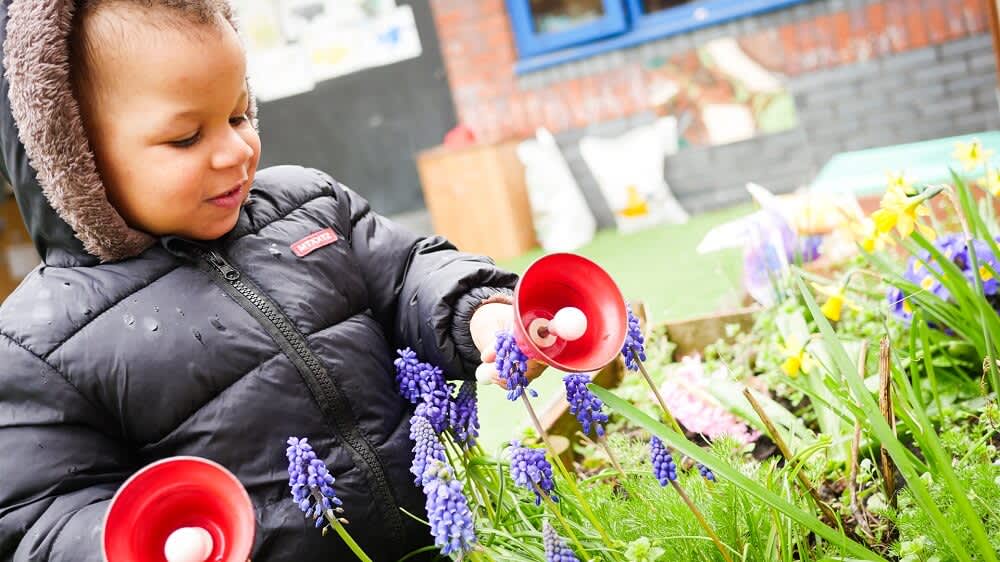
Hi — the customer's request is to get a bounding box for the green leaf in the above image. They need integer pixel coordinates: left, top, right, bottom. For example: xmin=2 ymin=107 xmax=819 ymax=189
xmin=590 ymin=385 xmax=885 ymax=561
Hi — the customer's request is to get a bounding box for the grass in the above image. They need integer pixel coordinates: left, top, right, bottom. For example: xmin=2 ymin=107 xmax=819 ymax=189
xmin=476 ymin=204 xmax=752 ymax=453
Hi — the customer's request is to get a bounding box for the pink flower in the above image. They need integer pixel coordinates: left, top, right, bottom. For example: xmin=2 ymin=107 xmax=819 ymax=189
xmin=658 ymin=356 xmax=759 ymax=445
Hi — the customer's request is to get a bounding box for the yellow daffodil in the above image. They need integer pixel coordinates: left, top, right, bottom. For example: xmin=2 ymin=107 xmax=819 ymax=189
xmin=779 ymin=336 xmax=811 ymax=378
xmin=811 ymin=282 xmax=862 ymax=322
xmin=954 ymin=138 xmax=994 ymax=172
xmin=887 ymin=171 xmax=912 ymax=192
xmin=870 ymin=183 xmax=936 ymax=241
xmin=856 ymin=218 xmax=888 ymax=253
xmin=981 ymin=167 xmax=1000 ymax=197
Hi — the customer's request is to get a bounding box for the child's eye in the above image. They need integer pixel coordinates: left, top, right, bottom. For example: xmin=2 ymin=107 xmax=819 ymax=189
xmin=229 ymin=113 xmax=249 ymax=126
xmin=170 ymin=132 xmax=200 ymax=148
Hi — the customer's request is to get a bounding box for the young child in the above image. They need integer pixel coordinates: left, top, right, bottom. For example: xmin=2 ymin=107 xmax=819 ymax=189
xmin=0 ymin=1 xmax=541 ymax=560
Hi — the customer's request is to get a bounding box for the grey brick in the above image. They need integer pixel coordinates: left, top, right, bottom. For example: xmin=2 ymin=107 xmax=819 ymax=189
xmin=809 ymin=117 xmax=863 ymax=142
xmin=968 ymin=51 xmax=997 ymax=73
xmin=799 ymin=106 xmax=836 ymax=125
xmin=879 ymin=48 xmax=938 ymax=73
xmin=939 ymin=35 xmax=994 ymax=59
xmin=862 ymin=108 xmax=919 ymax=128
xmin=802 ymin=83 xmax=859 ymax=106
xmin=893 ymin=83 xmax=947 ymax=105
xmin=914 ymin=60 xmax=967 ymax=83
xmin=974 ymin=88 xmax=999 ymax=111
xmin=954 ymin=110 xmax=1000 ymax=134
xmin=946 ymin=73 xmax=997 ymax=94
xmin=918 ymin=94 xmax=976 ymax=117
xmin=835 ymin=94 xmax=891 ymax=117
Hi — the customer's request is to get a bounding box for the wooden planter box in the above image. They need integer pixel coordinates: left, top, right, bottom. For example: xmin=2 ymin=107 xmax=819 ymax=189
xmin=0 ymin=194 xmax=36 ymax=302
xmin=415 ymin=141 xmax=538 ymax=261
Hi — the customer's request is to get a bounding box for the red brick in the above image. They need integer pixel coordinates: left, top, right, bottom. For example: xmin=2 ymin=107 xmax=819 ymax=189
xmin=813 ymin=15 xmax=839 ymax=69
xmin=830 ymin=11 xmax=853 ymax=65
xmin=901 ymin=0 xmax=930 ymax=49
xmin=847 ymin=4 xmax=871 ymax=61
xmin=962 ymin=0 xmax=989 ymax=33
xmin=925 ymin=0 xmax=949 ymax=43
xmin=883 ymin=0 xmax=909 ymax=52
xmin=944 ymin=0 xmax=969 ymax=38
xmin=779 ymin=24 xmax=802 ymax=74
xmin=865 ymin=3 xmax=892 ymax=57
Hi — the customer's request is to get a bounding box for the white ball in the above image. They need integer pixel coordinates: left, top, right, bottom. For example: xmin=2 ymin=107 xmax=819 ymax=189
xmin=475 ymin=362 xmax=495 ymax=386
xmin=164 ymin=527 xmax=214 ymax=562
xmin=549 ymin=307 xmax=587 ymax=341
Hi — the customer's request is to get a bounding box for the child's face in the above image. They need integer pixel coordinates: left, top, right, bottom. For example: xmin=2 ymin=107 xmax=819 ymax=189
xmin=80 ymin=9 xmax=261 ymax=241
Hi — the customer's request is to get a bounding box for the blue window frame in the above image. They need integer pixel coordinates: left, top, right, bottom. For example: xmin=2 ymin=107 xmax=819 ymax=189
xmin=506 ymin=0 xmax=628 ymax=58
xmin=508 ymin=0 xmax=808 ymax=73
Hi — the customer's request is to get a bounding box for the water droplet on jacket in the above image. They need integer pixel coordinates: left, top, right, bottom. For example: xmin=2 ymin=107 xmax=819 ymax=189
xmin=62 ymin=282 xmax=71 ymax=289
xmin=153 ymin=306 xmax=160 ymax=313
xmin=123 ymin=314 xmax=136 ymax=328
xmin=268 ymin=244 xmax=282 ymax=257
xmin=67 ymin=466 xmax=78 ymax=475
xmin=192 ymin=328 xmax=204 ymax=344
xmin=143 ymin=317 xmax=159 ymax=332
xmin=177 ymin=308 xmax=185 ymax=317
xmin=82 ymin=308 xmax=92 ymax=316
xmin=210 ymin=316 xmax=226 ymax=331
xmin=36 ymin=442 xmax=44 ymax=449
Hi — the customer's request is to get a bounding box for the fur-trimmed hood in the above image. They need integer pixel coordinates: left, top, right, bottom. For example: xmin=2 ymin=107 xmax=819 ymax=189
xmin=0 ymin=0 xmax=257 ymax=265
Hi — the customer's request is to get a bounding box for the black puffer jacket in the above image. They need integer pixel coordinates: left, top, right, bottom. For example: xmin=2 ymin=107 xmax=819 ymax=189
xmin=0 ymin=1 xmax=516 ymax=561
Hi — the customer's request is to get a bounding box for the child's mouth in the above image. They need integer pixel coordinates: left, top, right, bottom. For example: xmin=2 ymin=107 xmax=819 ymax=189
xmin=208 ymin=183 xmax=245 ymax=209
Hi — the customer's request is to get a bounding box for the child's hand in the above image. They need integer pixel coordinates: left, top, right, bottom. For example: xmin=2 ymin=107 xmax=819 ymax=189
xmin=469 ymin=302 xmax=547 ymax=387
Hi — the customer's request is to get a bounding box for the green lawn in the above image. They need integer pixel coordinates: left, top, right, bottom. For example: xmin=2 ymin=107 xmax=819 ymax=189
xmin=476 ymin=204 xmax=752 ymax=453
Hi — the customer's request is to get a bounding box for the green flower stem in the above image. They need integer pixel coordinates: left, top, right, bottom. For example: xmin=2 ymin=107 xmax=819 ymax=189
xmin=533 ymin=482 xmax=590 ymax=558
xmin=519 ymin=394 xmax=622 ymax=558
xmin=315 ymin=491 xmax=373 ymax=562
xmin=631 ymin=349 xmax=684 ymax=435
xmin=669 ymin=480 xmax=735 ymax=562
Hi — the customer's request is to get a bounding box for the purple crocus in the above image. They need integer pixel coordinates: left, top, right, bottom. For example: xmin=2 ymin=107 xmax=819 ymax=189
xmin=423 ymin=462 xmax=477 ymax=556
xmin=495 ymin=331 xmax=536 ymax=400
xmin=286 ymin=437 xmax=344 ymax=528
xmin=563 ymin=373 xmax=608 ymax=437
xmin=449 ymin=380 xmax=480 ymax=448
xmin=409 ymin=415 xmax=446 ymax=486
xmin=622 ymin=304 xmax=646 ymax=371
xmin=508 ymin=441 xmax=558 ymax=505
xmin=542 ymin=521 xmax=580 ymax=562
xmin=649 ymin=436 xmax=677 ymax=486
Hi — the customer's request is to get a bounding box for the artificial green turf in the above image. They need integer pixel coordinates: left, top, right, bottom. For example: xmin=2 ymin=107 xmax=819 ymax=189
xmin=476 ymin=204 xmax=752 ymax=453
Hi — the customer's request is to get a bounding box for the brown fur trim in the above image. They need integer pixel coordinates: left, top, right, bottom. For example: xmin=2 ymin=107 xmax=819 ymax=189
xmin=3 ymin=0 xmax=258 ymax=262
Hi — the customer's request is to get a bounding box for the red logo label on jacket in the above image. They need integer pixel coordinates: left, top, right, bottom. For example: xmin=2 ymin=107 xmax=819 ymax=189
xmin=291 ymin=228 xmax=338 ymax=257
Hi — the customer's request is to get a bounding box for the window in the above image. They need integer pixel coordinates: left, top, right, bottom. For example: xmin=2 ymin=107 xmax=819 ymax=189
xmin=507 ymin=0 xmax=807 ymax=72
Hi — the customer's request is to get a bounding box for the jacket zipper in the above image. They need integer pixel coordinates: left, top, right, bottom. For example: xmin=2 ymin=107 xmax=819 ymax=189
xmin=199 ymin=249 xmax=406 ymax=544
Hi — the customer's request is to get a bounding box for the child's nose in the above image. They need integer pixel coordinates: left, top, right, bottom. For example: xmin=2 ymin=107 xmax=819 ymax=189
xmin=211 ymin=129 xmax=254 ymax=170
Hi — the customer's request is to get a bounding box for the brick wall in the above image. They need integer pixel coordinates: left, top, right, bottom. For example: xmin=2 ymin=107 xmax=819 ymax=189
xmin=430 ymin=0 xmax=999 ymax=221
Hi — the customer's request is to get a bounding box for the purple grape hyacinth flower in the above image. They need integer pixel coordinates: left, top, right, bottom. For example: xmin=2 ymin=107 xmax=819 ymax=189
xmin=563 ymin=373 xmax=608 ymax=437
xmin=622 ymin=304 xmax=646 ymax=372
xmin=495 ymin=330 xmax=536 ymax=401
xmin=394 ymin=348 xmax=423 ymax=404
xmin=409 ymin=415 xmax=446 ymax=486
xmin=423 ymin=462 xmax=477 ymax=556
xmin=286 ymin=437 xmax=344 ymax=528
xmin=449 ymin=380 xmax=480 ymax=448
xmin=543 ymin=521 xmax=580 ymax=562
xmin=697 ymin=463 xmax=716 ymax=482
xmin=508 ymin=441 xmax=557 ymax=505
xmin=649 ymin=436 xmax=677 ymax=486
xmin=395 ymin=348 xmax=453 ymax=433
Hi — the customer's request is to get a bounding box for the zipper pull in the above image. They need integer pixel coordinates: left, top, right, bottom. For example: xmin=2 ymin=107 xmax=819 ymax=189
xmin=205 ymin=250 xmax=241 ymax=281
